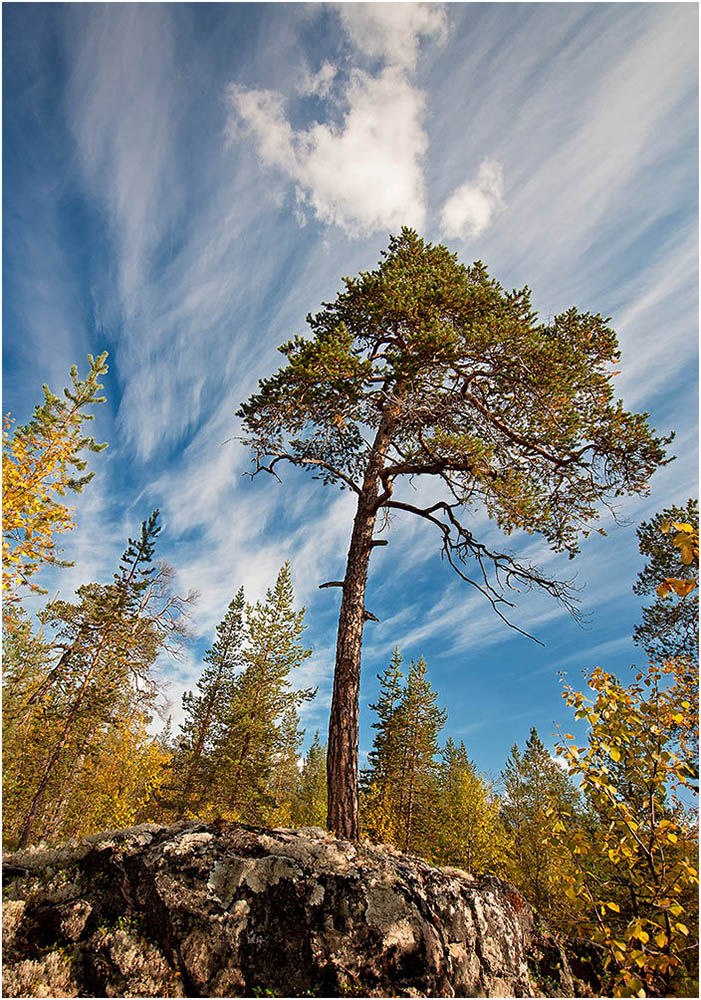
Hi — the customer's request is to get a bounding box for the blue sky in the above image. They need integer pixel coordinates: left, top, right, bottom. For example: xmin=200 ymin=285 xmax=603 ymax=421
xmin=3 ymin=2 xmax=698 ymax=780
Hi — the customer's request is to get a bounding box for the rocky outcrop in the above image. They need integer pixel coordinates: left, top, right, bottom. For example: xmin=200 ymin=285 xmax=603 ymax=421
xmin=3 ymin=820 xmax=574 ymax=998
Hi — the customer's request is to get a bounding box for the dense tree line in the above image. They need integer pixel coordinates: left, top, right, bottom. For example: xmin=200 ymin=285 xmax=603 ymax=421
xmin=2 ymin=359 xmax=326 ymax=845
xmin=357 ymin=624 xmax=697 ymax=997
xmin=359 ymin=651 xmax=578 ymax=898
xmin=2 ymin=508 xmax=194 ymax=848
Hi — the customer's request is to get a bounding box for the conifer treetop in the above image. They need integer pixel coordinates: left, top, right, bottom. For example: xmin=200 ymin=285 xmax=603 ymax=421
xmin=240 ymin=229 xmax=670 ymax=633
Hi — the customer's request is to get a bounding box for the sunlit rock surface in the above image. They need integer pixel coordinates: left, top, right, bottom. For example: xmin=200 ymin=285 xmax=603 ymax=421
xmin=3 ymin=820 xmax=574 ymax=997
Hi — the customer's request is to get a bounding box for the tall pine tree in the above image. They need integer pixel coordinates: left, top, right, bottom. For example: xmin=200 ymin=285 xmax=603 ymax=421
xmin=239 ymin=229 xmax=669 ymax=839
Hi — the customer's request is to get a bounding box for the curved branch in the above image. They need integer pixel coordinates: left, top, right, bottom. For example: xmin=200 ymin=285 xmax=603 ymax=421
xmin=462 ymin=390 xmax=574 ymax=468
xmin=382 ymin=496 xmax=581 ymax=641
xmin=243 ymin=447 xmax=362 ymax=496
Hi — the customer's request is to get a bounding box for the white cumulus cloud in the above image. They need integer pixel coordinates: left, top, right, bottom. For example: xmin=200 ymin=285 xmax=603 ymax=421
xmin=338 ymin=2 xmax=448 ymax=70
xmin=225 ymin=4 xmax=451 ymax=238
xmin=298 ymin=60 xmax=336 ymax=98
xmin=228 ymin=66 xmax=427 ymax=237
xmin=440 ymin=159 xmax=506 ymax=240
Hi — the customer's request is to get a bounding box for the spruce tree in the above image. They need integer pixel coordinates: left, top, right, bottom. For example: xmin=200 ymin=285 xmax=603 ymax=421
xmin=170 ymin=588 xmax=246 ymax=814
xmin=211 ymin=563 xmax=315 ymax=823
xmin=361 ymin=650 xmax=446 ymax=855
xmin=367 ymin=646 xmax=405 ymax=783
xmin=397 ymin=655 xmax=447 ymax=854
xmin=501 ymin=727 xmax=579 ymax=919
xmin=360 ymin=647 xmax=405 ymax=844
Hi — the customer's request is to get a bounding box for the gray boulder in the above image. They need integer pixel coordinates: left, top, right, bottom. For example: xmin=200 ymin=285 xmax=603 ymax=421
xmin=2 ymin=820 xmax=574 ymax=997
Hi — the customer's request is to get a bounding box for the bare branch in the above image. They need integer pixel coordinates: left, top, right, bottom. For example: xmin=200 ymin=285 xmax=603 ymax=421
xmin=242 ymin=446 xmax=363 ymax=496
xmin=381 ymin=496 xmax=581 ymax=641
xmin=319 ymin=581 xmax=345 ymax=590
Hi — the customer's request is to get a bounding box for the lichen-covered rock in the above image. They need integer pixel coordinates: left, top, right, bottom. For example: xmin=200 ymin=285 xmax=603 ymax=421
xmin=3 ymin=820 xmax=574 ymax=998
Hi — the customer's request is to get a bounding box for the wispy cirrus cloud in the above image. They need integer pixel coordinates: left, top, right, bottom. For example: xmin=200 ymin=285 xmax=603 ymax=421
xmin=4 ymin=2 xmax=695 ymax=772
xmin=66 ymin=4 xmax=181 ymax=316
xmin=437 ymin=4 xmax=697 ymax=294
xmin=611 ymin=225 xmax=698 ymax=411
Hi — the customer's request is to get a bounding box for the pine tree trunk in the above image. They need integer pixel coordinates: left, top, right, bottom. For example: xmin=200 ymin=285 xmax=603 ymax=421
xmin=327 ymin=402 xmax=399 ymax=840
xmin=326 ymin=496 xmax=378 ymax=839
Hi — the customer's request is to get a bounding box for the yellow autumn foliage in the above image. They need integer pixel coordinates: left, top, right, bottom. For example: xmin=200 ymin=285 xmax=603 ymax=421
xmin=656 ymin=521 xmax=699 ymax=598
xmin=550 ymin=661 xmax=699 ymax=997
xmin=64 ymin=714 xmax=170 ymax=839
xmin=2 ymin=354 xmax=108 ymax=626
